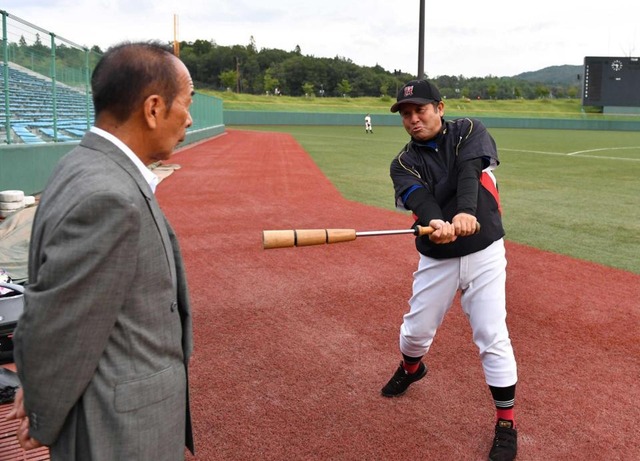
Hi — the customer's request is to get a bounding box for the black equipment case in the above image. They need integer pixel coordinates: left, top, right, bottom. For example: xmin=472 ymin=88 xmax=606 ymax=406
xmin=0 ymin=282 xmax=24 ymax=363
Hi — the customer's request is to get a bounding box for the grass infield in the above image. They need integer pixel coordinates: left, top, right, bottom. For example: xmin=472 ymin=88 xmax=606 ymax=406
xmin=232 ymin=124 xmax=640 ymax=274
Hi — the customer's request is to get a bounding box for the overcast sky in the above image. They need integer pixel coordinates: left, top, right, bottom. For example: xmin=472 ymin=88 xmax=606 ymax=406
xmin=3 ymin=0 xmax=639 ymax=77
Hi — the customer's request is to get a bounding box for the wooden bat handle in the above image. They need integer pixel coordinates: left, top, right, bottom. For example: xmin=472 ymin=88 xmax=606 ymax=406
xmin=263 ymin=229 xmax=357 ymax=249
xmin=415 ymin=222 xmax=480 ymax=236
xmin=414 ymin=225 xmax=434 ymax=236
xmin=414 ymin=221 xmax=480 ymax=236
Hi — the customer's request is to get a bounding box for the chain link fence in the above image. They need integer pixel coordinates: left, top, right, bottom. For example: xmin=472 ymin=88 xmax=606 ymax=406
xmin=1 ymin=10 xmax=99 ymax=145
xmin=1 ymin=10 xmax=224 ymax=146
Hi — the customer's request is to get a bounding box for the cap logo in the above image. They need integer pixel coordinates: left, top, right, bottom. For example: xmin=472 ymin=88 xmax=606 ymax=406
xmin=403 ymin=86 xmax=414 ymax=97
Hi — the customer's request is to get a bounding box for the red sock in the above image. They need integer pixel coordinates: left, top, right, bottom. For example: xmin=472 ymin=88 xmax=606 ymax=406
xmin=496 ymin=408 xmax=516 ymax=427
xmin=402 ymin=361 xmax=420 ymax=374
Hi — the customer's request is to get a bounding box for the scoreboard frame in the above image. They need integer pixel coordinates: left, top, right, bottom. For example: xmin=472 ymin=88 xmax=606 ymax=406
xmin=582 ymin=56 xmax=640 ymax=110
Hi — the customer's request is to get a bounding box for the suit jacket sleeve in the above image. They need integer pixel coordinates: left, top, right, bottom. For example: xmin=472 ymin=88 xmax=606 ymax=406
xmin=14 ymin=190 xmax=142 ymax=445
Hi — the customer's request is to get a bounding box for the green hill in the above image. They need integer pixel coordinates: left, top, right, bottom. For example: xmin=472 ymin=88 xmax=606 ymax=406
xmin=514 ymin=65 xmax=583 ymax=86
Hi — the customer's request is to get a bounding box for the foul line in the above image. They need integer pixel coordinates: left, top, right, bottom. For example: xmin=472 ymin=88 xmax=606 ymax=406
xmin=501 ymin=147 xmax=640 ymax=162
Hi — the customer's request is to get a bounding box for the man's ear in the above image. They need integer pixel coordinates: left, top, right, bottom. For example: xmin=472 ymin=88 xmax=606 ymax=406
xmin=144 ymin=95 xmax=163 ymax=128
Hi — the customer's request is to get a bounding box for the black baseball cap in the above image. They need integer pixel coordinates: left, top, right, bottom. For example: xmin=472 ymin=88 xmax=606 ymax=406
xmin=390 ymin=80 xmax=442 ymax=113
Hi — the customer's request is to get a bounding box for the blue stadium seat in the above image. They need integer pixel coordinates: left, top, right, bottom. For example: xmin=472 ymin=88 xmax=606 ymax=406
xmin=1 ymin=63 xmax=94 ymax=144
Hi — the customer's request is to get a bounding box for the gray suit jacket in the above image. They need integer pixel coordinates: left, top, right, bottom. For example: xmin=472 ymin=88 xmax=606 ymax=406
xmin=13 ymin=132 xmax=194 ymax=460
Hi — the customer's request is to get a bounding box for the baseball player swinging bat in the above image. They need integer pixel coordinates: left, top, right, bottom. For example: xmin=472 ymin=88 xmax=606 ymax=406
xmin=262 ymin=222 xmax=480 ymax=249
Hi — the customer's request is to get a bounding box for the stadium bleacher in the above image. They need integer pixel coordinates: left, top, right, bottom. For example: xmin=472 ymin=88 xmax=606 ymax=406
xmin=0 ymin=62 xmax=93 ymax=144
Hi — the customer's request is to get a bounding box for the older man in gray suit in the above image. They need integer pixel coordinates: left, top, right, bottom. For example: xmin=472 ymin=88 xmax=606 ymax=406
xmin=6 ymin=42 xmax=196 ymax=460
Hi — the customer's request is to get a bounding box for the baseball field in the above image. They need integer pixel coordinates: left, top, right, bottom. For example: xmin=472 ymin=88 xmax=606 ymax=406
xmin=5 ymin=124 xmax=635 ymax=459
xmin=152 ymin=127 xmax=638 ymax=460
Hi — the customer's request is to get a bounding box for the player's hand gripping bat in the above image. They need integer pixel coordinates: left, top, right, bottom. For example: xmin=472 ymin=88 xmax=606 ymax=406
xmin=262 ymin=223 xmax=480 ymax=249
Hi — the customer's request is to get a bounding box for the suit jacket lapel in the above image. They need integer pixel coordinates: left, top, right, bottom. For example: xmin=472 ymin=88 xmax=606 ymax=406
xmin=79 ymin=132 xmax=178 ymax=293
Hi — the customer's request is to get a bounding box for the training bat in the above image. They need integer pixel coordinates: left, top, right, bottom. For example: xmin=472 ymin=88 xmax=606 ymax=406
xmin=262 ymin=223 xmax=480 ymax=249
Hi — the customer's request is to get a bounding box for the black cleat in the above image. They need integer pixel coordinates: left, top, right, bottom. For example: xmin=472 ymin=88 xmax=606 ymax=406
xmin=380 ymin=361 xmax=427 ymax=397
xmin=488 ymin=419 xmax=517 ymax=461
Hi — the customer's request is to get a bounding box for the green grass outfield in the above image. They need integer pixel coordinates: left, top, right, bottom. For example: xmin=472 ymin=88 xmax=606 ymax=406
xmin=231 ymin=124 xmax=640 ymax=274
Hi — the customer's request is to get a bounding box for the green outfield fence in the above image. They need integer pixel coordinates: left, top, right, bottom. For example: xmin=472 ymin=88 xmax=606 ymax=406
xmin=223 ymin=110 xmax=640 ymax=131
xmin=0 ymin=10 xmax=224 ymax=194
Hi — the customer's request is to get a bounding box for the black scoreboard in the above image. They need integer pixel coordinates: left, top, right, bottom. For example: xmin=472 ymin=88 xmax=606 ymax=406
xmin=582 ymin=56 xmax=640 ymax=107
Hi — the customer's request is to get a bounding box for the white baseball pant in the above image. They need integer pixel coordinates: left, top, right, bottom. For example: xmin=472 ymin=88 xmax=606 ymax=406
xmin=399 ymin=238 xmax=518 ymax=387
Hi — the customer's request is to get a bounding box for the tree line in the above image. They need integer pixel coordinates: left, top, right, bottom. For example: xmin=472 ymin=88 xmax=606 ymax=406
xmin=6 ymin=35 xmax=581 ymax=100
xmin=179 ymin=37 xmax=581 ymax=100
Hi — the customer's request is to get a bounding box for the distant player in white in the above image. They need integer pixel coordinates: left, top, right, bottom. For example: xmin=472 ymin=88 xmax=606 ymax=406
xmin=364 ymin=114 xmax=373 ymax=134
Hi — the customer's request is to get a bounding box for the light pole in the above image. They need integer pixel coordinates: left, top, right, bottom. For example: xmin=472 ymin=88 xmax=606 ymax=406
xmin=418 ymin=0 xmax=425 ymax=79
